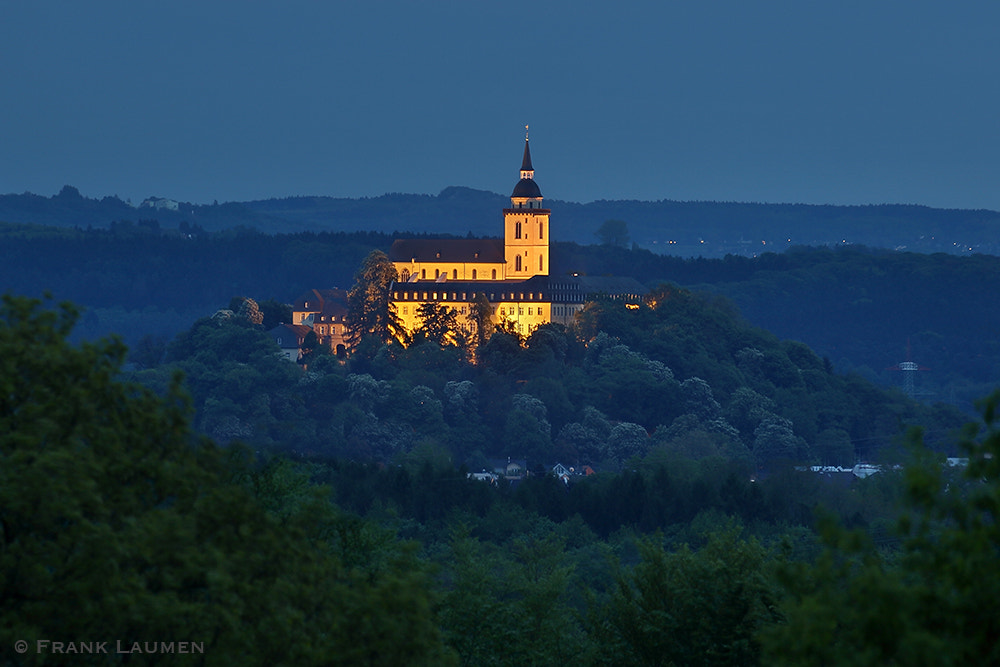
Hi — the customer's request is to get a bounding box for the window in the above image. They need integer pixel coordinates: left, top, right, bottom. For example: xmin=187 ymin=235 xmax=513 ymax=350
xmin=538 ymin=308 xmax=544 ymax=317
xmin=515 ymin=222 xmax=522 ymax=239
xmin=403 ymin=306 xmax=408 ymax=315
xmin=453 ymin=269 xmax=458 ymax=279
xmin=539 ymin=222 xmax=544 ymax=239
xmin=539 ymin=256 xmax=544 ymax=272
xmin=401 ymin=269 xmax=410 ymax=281
xmin=491 ymin=269 xmax=497 ymax=280
xmin=528 ymin=308 xmax=533 ymax=316
xmin=515 ymin=255 xmax=522 ymax=272
xmin=422 ymin=269 xmax=426 ymax=279
xmin=518 ymin=307 xmax=524 ymax=316
xmin=472 ymin=269 xmax=477 ymax=280
xmin=435 ymin=269 xmax=440 ymax=279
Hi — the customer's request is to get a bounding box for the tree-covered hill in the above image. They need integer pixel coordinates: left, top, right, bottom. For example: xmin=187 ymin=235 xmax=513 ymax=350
xmin=2 ymin=221 xmax=997 ymax=412
xmin=4 ymin=185 xmax=1000 ymax=256
xmin=138 ymin=279 xmax=966 ymax=477
xmin=5 ymin=290 xmax=997 ymax=664
xmin=0 ymin=223 xmax=393 ymax=345
xmin=554 ymin=242 xmax=1000 ymax=413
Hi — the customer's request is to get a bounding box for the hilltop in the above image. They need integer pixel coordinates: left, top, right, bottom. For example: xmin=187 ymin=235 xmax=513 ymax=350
xmin=3 ymin=185 xmax=1000 ymax=257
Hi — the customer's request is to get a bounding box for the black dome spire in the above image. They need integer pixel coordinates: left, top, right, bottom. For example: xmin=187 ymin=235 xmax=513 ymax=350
xmin=511 ymin=128 xmax=542 ymax=198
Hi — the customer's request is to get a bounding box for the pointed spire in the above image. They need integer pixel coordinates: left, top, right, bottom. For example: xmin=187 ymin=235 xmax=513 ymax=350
xmin=521 ymin=124 xmax=534 ymax=172
xmin=511 ymin=127 xmax=541 ymax=199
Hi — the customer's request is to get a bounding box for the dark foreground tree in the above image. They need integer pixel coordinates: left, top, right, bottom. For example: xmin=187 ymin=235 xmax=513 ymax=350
xmin=468 ymin=292 xmax=494 ymax=351
xmin=761 ymin=391 xmax=1000 ymax=666
xmin=415 ymin=302 xmax=460 ymax=347
xmin=345 ymin=250 xmax=404 ymax=347
xmin=588 ymin=524 xmax=780 ymax=666
xmin=0 ymin=294 xmax=454 ymax=666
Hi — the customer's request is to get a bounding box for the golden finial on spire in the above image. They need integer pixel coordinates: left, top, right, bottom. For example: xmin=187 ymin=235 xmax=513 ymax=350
xmin=525 ymin=124 xmax=529 ymax=141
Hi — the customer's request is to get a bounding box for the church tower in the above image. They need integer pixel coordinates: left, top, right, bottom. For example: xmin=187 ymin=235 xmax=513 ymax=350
xmin=504 ymin=128 xmax=550 ymax=279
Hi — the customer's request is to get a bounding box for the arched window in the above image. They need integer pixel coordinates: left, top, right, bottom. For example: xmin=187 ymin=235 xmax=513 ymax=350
xmin=435 ymin=269 xmax=440 ymax=279
xmin=472 ymin=269 xmax=477 ymax=279
xmin=539 ymin=222 xmax=544 ymax=239
xmin=515 ymin=222 xmax=522 ymax=239
xmin=491 ymin=269 xmax=497 ymax=279
xmin=401 ymin=268 xmax=410 ymax=281
xmin=453 ymin=269 xmax=458 ymax=279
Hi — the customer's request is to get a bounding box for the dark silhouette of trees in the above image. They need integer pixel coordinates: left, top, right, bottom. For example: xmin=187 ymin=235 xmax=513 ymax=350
xmin=346 ymin=249 xmax=404 ymax=347
xmin=761 ymin=392 xmax=1000 ymax=665
xmin=0 ymin=294 xmax=455 ymax=664
xmin=415 ymin=302 xmax=460 ymax=347
xmin=595 ymin=218 xmax=630 ymax=247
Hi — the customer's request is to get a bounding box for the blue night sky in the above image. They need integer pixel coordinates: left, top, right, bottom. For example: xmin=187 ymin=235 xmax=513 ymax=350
xmin=3 ymin=1 xmax=999 ymax=211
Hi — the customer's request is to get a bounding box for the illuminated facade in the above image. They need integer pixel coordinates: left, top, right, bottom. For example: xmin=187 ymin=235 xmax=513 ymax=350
xmin=291 ymin=288 xmax=350 ymax=355
xmin=389 ymin=134 xmax=646 ymax=339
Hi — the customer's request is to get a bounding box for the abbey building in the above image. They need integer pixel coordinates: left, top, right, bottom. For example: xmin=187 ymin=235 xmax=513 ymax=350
xmin=388 ymin=134 xmax=645 ymax=338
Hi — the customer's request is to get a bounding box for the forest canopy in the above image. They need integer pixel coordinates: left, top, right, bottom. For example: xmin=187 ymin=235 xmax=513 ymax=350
xmin=3 ymin=293 xmax=999 ymax=664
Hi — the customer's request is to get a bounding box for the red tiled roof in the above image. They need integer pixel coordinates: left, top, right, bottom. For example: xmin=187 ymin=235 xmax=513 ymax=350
xmin=292 ymin=288 xmax=348 ymax=312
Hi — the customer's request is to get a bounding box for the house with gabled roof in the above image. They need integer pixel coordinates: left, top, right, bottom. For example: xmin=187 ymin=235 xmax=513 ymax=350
xmin=490 ymin=457 xmax=529 ymax=480
xmin=291 ymin=288 xmax=350 ymax=356
xmin=268 ymin=323 xmax=313 ymax=363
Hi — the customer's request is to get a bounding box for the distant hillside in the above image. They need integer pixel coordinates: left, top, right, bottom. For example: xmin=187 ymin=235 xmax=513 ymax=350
xmin=4 ymin=185 xmax=999 ymax=258
xmin=550 ymin=242 xmax=1000 ymax=414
